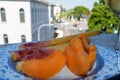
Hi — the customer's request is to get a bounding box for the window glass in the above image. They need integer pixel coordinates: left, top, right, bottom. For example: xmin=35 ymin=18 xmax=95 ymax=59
xmin=19 ymin=8 xmax=25 ymax=22
xmin=32 ymin=8 xmax=34 ymax=23
xmin=3 ymin=34 xmax=8 ymax=44
xmin=35 ymin=9 xmax=37 ymax=23
xmin=21 ymin=35 xmax=26 ymax=42
xmin=0 ymin=8 xmax=6 ymax=22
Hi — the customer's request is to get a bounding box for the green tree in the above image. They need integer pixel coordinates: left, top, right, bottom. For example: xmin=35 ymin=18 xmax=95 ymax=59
xmin=99 ymin=0 xmax=105 ymax=5
xmin=66 ymin=9 xmax=74 ymax=20
xmin=73 ymin=6 xmax=90 ymax=20
xmin=88 ymin=2 xmax=119 ymax=33
xmin=66 ymin=6 xmax=90 ymax=20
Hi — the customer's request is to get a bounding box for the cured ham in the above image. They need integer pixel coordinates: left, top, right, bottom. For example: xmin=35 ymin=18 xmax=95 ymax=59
xmin=19 ymin=41 xmax=50 ymax=49
xmin=9 ymin=47 xmax=55 ymax=61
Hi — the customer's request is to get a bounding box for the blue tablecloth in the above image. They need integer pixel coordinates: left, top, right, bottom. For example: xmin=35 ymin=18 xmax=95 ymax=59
xmin=0 ymin=44 xmax=119 ymax=80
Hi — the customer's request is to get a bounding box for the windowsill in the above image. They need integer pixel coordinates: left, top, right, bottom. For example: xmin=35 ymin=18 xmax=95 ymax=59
xmin=20 ymin=22 xmax=25 ymax=24
xmin=1 ymin=21 xmax=7 ymax=23
xmin=20 ymin=22 xmax=25 ymax=23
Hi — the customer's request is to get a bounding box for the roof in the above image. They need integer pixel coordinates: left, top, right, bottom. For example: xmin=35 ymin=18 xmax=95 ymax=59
xmin=0 ymin=0 xmax=50 ymax=6
xmin=50 ymin=3 xmax=62 ymax=7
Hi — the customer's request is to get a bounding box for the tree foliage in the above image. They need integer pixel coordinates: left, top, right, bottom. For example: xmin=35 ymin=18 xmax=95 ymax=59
xmin=66 ymin=6 xmax=90 ymax=20
xmin=99 ymin=0 xmax=105 ymax=5
xmin=88 ymin=1 xmax=119 ymax=33
xmin=73 ymin=6 xmax=90 ymax=20
xmin=65 ymin=0 xmax=119 ymax=33
xmin=66 ymin=9 xmax=74 ymax=19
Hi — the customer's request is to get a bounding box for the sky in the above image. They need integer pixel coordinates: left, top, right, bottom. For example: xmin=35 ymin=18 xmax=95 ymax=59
xmin=47 ymin=0 xmax=99 ymax=10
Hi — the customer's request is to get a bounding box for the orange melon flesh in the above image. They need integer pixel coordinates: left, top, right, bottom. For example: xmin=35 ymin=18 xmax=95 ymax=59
xmin=69 ymin=38 xmax=85 ymax=54
xmin=64 ymin=37 xmax=97 ymax=77
xmin=88 ymin=45 xmax=97 ymax=70
xmin=79 ymin=34 xmax=90 ymax=53
xmin=64 ymin=38 xmax=90 ymax=76
xmin=64 ymin=46 xmax=90 ymax=76
xmin=21 ymin=50 xmax=66 ymax=79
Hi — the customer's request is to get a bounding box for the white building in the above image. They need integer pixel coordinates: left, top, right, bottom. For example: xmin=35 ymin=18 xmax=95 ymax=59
xmin=53 ymin=4 xmax=61 ymax=20
xmin=0 ymin=0 xmax=54 ymax=45
xmin=49 ymin=4 xmax=61 ymax=21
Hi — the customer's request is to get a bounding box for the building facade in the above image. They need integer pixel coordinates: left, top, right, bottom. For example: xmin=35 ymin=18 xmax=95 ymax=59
xmin=48 ymin=4 xmax=61 ymax=22
xmin=53 ymin=4 xmax=61 ymax=20
xmin=0 ymin=0 xmax=53 ymax=45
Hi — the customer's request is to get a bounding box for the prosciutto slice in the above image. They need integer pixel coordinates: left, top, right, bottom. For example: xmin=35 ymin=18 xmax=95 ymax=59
xmin=9 ymin=47 xmax=55 ymax=61
xmin=19 ymin=41 xmax=50 ymax=49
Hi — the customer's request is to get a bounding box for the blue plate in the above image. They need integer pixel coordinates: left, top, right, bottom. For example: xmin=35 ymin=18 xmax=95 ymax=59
xmin=8 ymin=53 xmax=104 ymax=80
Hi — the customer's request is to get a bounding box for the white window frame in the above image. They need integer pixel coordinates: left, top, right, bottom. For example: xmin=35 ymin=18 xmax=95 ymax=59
xmin=19 ymin=8 xmax=25 ymax=23
xmin=21 ymin=35 xmax=26 ymax=42
xmin=0 ymin=8 xmax=6 ymax=22
xmin=3 ymin=34 xmax=8 ymax=44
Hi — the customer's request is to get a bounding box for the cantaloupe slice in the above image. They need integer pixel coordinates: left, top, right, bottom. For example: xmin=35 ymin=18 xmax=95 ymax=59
xmin=64 ymin=37 xmax=97 ymax=77
xmin=64 ymin=38 xmax=90 ymax=76
xmin=20 ymin=50 xmax=66 ymax=79
xmin=88 ymin=45 xmax=97 ymax=70
xmin=79 ymin=33 xmax=90 ymax=53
